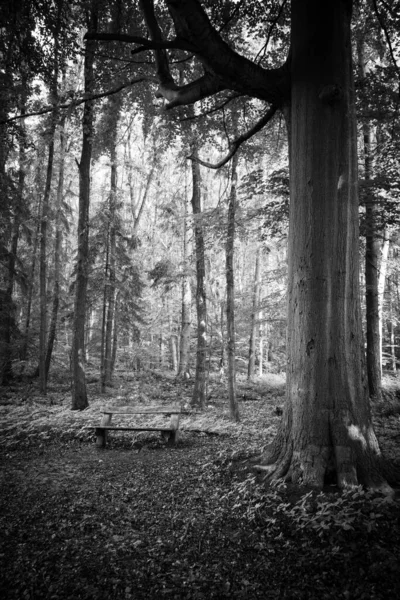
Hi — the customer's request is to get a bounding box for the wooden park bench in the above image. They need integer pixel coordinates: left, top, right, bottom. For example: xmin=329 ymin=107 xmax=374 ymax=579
xmin=93 ymin=406 xmax=181 ymax=448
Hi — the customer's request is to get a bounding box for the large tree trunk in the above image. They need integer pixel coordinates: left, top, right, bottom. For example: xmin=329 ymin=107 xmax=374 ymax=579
xmin=190 ymin=148 xmax=207 ymax=409
xmin=226 ymin=153 xmax=240 ymax=422
xmin=259 ymin=0 xmax=391 ymax=490
xmin=71 ymin=8 xmax=96 ymax=410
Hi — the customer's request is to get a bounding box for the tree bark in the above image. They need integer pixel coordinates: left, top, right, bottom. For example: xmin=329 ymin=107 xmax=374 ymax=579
xmin=71 ymin=6 xmax=96 ymax=410
xmin=259 ymin=0 xmax=391 ymax=490
xmin=45 ymin=115 xmax=66 ymax=380
xmin=190 ymin=147 xmax=207 ymax=409
xmin=357 ymin=37 xmax=382 ymax=403
xmin=38 ymin=118 xmax=56 ymax=394
xmin=104 ymin=105 xmax=119 ymax=387
xmin=226 ymin=153 xmax=240 ymax=422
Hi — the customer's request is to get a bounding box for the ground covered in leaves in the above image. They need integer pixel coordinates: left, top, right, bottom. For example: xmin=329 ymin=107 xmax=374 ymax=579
xmin=1 ymin=371 xmax=400 ymax=599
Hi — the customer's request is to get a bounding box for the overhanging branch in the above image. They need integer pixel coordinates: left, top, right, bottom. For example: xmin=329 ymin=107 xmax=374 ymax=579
xmin=189 ymin=104 xmax=278 ymax=169
xmin=0 ymin=77 xmax=154 ymax=125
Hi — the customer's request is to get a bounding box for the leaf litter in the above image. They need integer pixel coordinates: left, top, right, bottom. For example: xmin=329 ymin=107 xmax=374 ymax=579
xmin=1 ymin=371 xmax=400 ymax=599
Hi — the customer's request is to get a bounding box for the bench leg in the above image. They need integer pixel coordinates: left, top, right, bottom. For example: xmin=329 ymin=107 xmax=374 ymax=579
xmin=96 ymin=413 xmax=112 ymax=448
xmin=96 ymin=427 xmax=107 ymax=448
xmin=167 ymin=414 xmax=180 ymax=446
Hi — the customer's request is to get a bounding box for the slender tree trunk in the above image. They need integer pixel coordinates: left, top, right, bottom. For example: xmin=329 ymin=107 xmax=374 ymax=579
xmin=248 ymin=245 xmax=261 ymax=379
xmin=219 ymin=300 xmax=225 ymax=381
xmin=388 ymin=280 xmax=396 ymax=373
xmin=178 ymin=193 xmax=191 ymax=377
xmin=259 ymin=315 xmax=264 ymax=376
xmin=100 ymin=241 xmax=109 ymax=393
xmin=226 ymin=153 xmax=240 ymax=422
xmin=45 ymin=115 xmax=66 ymax=380
xmin=39 ymin=10 xmax=63 ymax=393
xmin=20 ymin=200 xmax=41 ymax=364
xmin=378 ymin=232 xmax=390 ymax=372
xmin=71 ymin=7 xmax=96 ymax=410
xmin=190 ymin=147 xmax=207 ymax=409
xmin=111 ymin=291 xmax=119 ymax=376
xmin=104 ymin=111 xmax=119 ymax=386
xmin=357 ymin=35 xmax=382 ymax=402
xmin=39 ymin=119 xmax=56 ymax=394
xmin=260 ymin=0 xmax=390 ymax=490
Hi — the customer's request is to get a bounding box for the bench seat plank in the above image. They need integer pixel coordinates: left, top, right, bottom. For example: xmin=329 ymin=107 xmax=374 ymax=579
xmin=102 ymin=410 xmax=181 ymax=416
xmin=95 ymin=426 xmax=175 ymax=432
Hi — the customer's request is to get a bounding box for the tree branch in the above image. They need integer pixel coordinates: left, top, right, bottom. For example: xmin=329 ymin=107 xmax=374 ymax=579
xmin=157 ymin=73 xmax=227 ymax=109
xmin=84 ymin=31 xmax=195 ymax=52
xmin=188 ymin=104 xmax=278 ymax=169
xmin=179 ymin=93 xmax=242 ymax=121
xmin=0 ymin=77 xmax=155 ymax=125
xmin=164 ymin=0 xmax=289 ymax=106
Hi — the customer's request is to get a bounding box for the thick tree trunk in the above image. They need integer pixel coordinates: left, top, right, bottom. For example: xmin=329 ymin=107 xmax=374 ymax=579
xmin=226 ymin=154 xmax=240 ymax=422
xmin=71 ymin=9 xmax=96 ymax=410
xmin=259 ymin=0 xmax=391 ymax=490
xmin=248 ymin=245 xmax=261 ymax=379
xmin=190 ymin=149 xmax=207 ymax=409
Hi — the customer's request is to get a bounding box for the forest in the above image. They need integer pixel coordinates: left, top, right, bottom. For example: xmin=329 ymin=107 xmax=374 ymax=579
xmin=1 ymin=1 xmax=400 ymax=598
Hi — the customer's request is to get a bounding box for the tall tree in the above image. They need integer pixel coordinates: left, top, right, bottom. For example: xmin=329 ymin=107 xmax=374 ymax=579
xmin=71 ymin=4 xmax=97 ymax=410
xmin=45 ymin=114 xmax=67 ymax=380
xmin=225 ymin=153 xmax=240 ymax=421
xmin=104 ymin=97 xmax=122 ymax=387
xmin=84 ymin=0 xmax=399 ymax=486
xmin=190 ymin=146 xmax=207 ymax=409
xmin=357 ymin=32 xmax=382 ymax=402
xmin=177 ymin=191 xmax=192 ymax=378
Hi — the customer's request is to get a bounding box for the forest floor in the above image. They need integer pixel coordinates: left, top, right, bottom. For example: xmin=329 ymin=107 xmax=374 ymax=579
xmin=1 ymin=370 xmax=400 ymax=600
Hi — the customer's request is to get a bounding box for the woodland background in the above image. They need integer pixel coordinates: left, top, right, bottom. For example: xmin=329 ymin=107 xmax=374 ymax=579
xmin=0 ymin=0 xmax=399 ymax=405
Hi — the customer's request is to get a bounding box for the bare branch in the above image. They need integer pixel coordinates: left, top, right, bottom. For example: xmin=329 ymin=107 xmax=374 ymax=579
xmin=188 ymin=104 xmax=278 ymax=169
xmin=0 ymin=77 xmax=154 ymax=125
